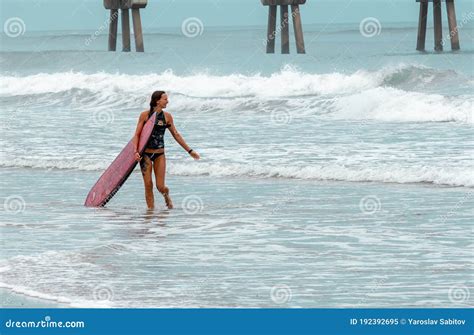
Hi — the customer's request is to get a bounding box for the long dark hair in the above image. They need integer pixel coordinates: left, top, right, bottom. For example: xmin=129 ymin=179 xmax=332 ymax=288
xmin=148 ymin=90 xmax=166 ymax=120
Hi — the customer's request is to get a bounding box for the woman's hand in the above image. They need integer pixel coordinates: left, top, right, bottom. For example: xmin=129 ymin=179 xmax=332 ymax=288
xmin=190 ymin=150 xmax=200 ymax=160
xmin=134 ymin=152 xmax=141 ymax=162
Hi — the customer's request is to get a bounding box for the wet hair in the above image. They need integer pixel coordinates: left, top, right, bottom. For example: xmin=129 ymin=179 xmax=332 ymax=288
xmin=148 ymin=91 xmax=166 ymax=119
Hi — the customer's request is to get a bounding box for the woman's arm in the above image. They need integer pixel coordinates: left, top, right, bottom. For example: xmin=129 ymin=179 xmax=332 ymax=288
xmin=167 ymin=113 xmax=200 ymax=160
xmin=132 ymin=111 xmax=148 ymax=161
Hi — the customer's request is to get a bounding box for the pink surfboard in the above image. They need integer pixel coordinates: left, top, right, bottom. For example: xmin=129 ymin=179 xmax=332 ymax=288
xmin=84 ymin=112 xmax=156 ymax=207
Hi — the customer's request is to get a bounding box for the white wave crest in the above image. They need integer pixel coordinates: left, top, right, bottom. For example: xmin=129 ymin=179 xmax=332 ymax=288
xmin=2 ymin=159 xmax=471 ymax=187
xmin=331 ymin=87 xmax=473 ymax=123
xmin=167 ymin=162 xmax=474 ymax=187
xmin=1 ymin=64 xmax=456 ymax=98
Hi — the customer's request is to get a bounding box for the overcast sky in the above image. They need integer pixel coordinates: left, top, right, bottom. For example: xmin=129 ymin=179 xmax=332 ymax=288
xmin=1 ymin=0 xmax=473 ymax=31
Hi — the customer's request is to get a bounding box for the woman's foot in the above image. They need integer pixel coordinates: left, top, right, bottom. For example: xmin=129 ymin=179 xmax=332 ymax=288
xmin=163 ymin=193 xmax=173 ymax=209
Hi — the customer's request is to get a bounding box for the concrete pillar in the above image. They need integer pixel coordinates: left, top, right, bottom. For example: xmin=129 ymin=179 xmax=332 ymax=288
xmin=446 ymin=0 xmax=460 ymax=50
xmin=121 ymin=9 xmax=131 ymax=52
xmin=433 ymin=0 xmax=443 ymax=51
xmin=132 ymin=8 xmax=144 ymax=52
xmin=416 ymin=1 xmax=428 ymax=51
xmin=266 ymin=5 xmax=277 ymax=53
xmin=291 ymin=5 xmax=305 ymax=54
xmin=280 ymin=5 xmax=289 ymax=54
xmin=108 ymin=9 xmax=118 ymax=51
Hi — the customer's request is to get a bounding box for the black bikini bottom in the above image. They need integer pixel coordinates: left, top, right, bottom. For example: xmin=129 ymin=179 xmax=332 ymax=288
xmin=142 ymin=152 xmax=164 ymax=161
xmin=140 ymin=152 xmax=164 ymax=170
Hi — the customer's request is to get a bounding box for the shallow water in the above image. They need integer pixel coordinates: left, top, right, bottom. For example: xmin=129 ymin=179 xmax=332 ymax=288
xmin=1 ymin=168 xmax=472 ymax=307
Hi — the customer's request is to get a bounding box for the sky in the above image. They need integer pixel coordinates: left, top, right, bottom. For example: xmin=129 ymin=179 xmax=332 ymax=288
xmin=1 ymin=0 xmax=473 ymax=31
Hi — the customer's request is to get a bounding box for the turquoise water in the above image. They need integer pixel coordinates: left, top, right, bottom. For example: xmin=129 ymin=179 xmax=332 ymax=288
xmin=1 ymin=23 xmax=473 ymax=307
xmin=2 ymin=168 xmax=472 ymax=307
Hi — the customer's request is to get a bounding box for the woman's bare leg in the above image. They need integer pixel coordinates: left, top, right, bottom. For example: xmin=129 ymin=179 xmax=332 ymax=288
xmin=153 ymin=154 xmax=173 ymax=209
xmin=140 ymin=156 xmax=154 ymax=209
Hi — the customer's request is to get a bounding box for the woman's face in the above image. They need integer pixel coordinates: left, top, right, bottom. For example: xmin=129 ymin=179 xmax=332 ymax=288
xmin=157 ymin=94 xmax=168 ymax=108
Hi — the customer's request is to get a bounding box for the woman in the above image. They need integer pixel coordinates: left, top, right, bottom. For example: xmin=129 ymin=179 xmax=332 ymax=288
xmin=133 ymin=91 xmax=200 ymax=209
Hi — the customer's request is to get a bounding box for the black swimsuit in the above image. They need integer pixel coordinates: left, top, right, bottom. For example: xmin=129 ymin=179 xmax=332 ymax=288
xmin=141 ymin=111 xmax=171 ymax=165
xmin=147 ymin=111 xmax=170 ymax=150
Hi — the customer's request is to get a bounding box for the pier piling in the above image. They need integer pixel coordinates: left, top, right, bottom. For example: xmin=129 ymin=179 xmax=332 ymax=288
xmin=104 ymin=0 xmax=147 ymax=52
xmin=262 ymin=0 xmax=306 ymax=54
xmin=416 ymin=0 xmax=460 ymax=52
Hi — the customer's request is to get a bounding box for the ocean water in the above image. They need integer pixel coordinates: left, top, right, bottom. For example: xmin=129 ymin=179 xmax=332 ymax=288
xmin=1 ymin=23 xmax=473 ymax=307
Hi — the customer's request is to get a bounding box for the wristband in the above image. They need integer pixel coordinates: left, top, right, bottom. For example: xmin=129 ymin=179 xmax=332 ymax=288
xmin=188 ymin=149 xmax=193 ymax=154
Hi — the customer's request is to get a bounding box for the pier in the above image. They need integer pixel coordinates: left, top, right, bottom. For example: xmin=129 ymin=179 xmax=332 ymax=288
xmin=262 ymin=0 xmax=306 ymax=54
xmin=416 ymin=0 xmax=460 ymax=51
xmin=104 ymin=0 xmax=147 ymax=52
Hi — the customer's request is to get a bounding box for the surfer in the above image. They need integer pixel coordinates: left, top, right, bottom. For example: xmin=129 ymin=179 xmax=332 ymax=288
xmin=133 ymin=91 xmax=200 ymax=209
